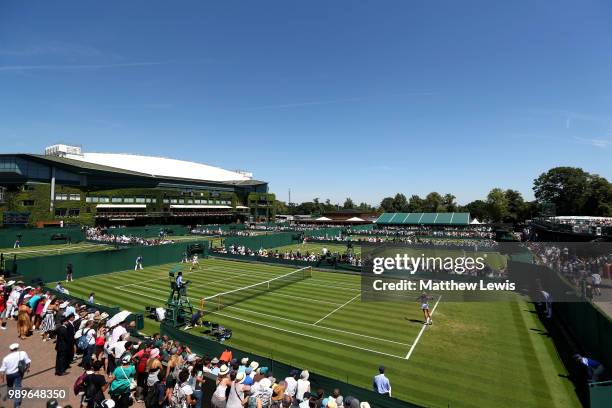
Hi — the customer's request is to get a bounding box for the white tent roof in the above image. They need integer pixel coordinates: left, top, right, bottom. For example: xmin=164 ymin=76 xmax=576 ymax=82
xmin=346 ymin=217 xmax=365 ymax=222
xmin=316 ymin=216 xmax=332 ymax=221
xmin=470 ymin=218 xmax=482 ymax=224
xmin=65 ymin=152 xmax=251 ymax=182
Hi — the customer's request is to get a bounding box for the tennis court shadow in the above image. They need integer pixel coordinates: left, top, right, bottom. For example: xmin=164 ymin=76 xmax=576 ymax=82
xmin=529 ymin=327 xmax=551 ymax=337
xmin=405 ymin=318 xmax=424 ymax=324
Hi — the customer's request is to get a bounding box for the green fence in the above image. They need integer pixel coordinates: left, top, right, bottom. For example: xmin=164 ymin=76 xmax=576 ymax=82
xmin=160 ymin=322 xmax=420 ymax=408
xmin=304 ymin=227 xmax=344 ymax=238
xmin=5 ymin=240 xmax=209 ymax=284
xmin=0 ymin=227 xmax=85 ymax=248
xmin=104 ymin=225 xmax=189 ymax=238
xmin=589 ymin=381 xmax=612 ymax=408
xmin=212 ymin=253 xmax=361 ymax=273
xmin=223 ymin=232 xmax=297 ymax=251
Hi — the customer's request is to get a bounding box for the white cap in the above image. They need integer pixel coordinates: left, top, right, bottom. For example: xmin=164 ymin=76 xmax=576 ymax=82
xmin=9 ymin=343 xmax=19 ymax=351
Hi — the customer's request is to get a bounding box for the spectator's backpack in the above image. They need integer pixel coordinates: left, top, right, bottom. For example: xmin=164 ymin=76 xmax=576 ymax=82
xmin=73 ymin=371 xmax=88 ymax=395
xmin=136 ymin=350 xmax=151 ymax=374
xmin=77 ymin=328 xmax=93 ymax=351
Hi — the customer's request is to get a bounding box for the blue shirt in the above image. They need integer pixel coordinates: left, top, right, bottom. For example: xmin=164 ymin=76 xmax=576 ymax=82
xmin=28 ymin=294 xmax=41 ymax=309
xmin=373 ymin=373 xmax=391 ymax=394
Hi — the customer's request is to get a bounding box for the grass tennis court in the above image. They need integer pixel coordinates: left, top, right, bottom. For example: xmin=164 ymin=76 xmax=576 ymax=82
xmin=0 ymin=242 xmax=115 ymax=259
xmin=61 ymin=258 xmax=578 ymax=407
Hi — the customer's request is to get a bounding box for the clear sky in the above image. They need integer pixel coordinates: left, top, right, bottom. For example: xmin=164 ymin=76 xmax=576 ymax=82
xmin=1 ymin=1 xmax=611 ymax=205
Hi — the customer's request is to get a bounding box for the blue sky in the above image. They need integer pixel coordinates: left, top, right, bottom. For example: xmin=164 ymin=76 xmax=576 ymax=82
xmin=1 ymin=1 xmax=611 ymax=205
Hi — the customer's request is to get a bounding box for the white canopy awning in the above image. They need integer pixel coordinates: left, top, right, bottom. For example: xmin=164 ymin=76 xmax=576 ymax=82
xmin=470 ymin=218 xmax=481 ymax=224
xmin=316 ymin=216 xmax=332 ymax=221
xmin=96 ymin=204 xmax=146 ymax=209
xmin=346 ymin=217 xmax=365 ymax=222
xmin=170 ymin=205 xmax=232 ymax=209
xmin=235 ymin=206 xmax=249 ymax=209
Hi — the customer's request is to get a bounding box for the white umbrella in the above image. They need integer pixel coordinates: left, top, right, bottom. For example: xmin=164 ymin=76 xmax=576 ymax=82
xmin=106 ymin=310 xmax=132 ymax=327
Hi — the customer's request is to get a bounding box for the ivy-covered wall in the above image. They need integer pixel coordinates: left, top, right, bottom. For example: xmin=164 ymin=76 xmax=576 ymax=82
xmin=0 ymin=183 xmax=276 ymax=226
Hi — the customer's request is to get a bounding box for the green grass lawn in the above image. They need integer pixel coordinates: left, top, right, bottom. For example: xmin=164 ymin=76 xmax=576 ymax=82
xmin=0 ymin=242 xmax=115 ymax=259
xmin=60 ymin=258 xmax=578 ymax=407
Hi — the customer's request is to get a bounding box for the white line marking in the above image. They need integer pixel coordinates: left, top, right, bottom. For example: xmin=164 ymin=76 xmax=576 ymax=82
xmin=209 ymin=310 xmax=405 ymax=359
xmin=405 ymin=296 xmax=441 ymax=360
xmin=226 ymin=304 xmax=411 ymax=346
xmin=1 ymin=243 xmax=107 ymax=256
xmin=314 ymin=293 xmax=360 ymax=325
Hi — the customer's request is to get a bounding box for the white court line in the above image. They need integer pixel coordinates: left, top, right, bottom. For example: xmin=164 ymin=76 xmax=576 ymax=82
xmin=226 ymin=304 xmax=411 ymax=346
xmin=404 ymin=296 xmax=441 ymax=360
xmin=109 ymin=287 xmax=407 ymax=358
xmin=209 ymin=310 xmax=405 ymax=360
xmin=314 ymin=294 xmax=360 ymax=325
xmin=1 ymin=243 xmax=106 ymax=255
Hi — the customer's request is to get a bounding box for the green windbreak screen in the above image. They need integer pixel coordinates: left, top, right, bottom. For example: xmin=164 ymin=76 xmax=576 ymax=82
xmin=5 ymin=240 xmax=209 ymax=284
xmin=0 ymin=227 xmax=85 ymax=249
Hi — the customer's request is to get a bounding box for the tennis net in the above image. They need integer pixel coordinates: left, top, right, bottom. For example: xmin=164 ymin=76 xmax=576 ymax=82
xmin=204 ymin=266 xmax=312 ymax=312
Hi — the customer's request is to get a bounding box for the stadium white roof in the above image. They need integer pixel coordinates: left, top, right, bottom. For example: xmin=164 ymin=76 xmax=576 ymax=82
xmin=62 ymin=151 xmax=251 ymax=182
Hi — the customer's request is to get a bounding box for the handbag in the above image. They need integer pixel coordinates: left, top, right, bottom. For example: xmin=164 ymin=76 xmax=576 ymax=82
xmin=120 ymin=366 xmax=137 ymax=391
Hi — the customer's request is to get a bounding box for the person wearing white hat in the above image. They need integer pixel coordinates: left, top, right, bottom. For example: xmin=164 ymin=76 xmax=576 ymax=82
xmin=225 ymin=371 xmax=249 ymax=408
xmin=211 ymin=364 xmax=232 ymax=408
xmin=296 ymin=370 xmax=311 ymax=402
xmin=238 ymin=357 xmax=249 ymax=372
xmin=0 ymin=343 xmax=31 ymax=408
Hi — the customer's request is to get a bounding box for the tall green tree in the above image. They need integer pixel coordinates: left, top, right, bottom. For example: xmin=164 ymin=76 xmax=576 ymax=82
xmin=392 ymin=193 xmax=408 ymax=212
xmin=407 ymin=195 xmax=424 ymax=212
xmin=533 ymin=167 xmax=590 ymax=215
xmin=486 ymin=188 xmax=509 ymax=222
xmin=423 ymin=192 xmax=444 ymax=212
xmin=380 ymin=197 xmax=395 ymax=212
xmin=463 ymin=200 xmax=489 ymax=222
xmin=442 ymin=193 xmax=458 ymax=212
xmin=503 ymin=189 xmax=526 ymax=223
xmin=343 ymin=197 xmax=355 ymax=209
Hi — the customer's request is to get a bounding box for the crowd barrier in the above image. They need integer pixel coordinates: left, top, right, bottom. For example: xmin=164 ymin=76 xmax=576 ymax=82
xmin=4 ymin=241 xmax=209 ymax=284
xmin=211 ymin=253 xmax=361 ymax=273
xmin=223 ymin=232 xmax=297 ymax=251
xmin=103 ymin=225 xmax=190 ymax=238
xmin=0 ymin=227 xmax=85 ymax=248
xmin=160 ymin=322 xmax=421 ymax=408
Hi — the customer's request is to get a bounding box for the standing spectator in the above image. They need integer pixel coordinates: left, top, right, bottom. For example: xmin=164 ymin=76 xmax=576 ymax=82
xmin=13 ymin=236 xmax=21 ymax=249
xmin=574 ymin=354 xmax=605 ymax=382
xmin=66 ymin=263 xmax=73 ymax=282
xmin=169 ymin=368 xmax=195 ymax=407
xmin=210 ymin=365 xmax=231 ymax=408
xmin=76 ymin=320 xmax=96 ymax=367
xmin=109 ymin=354 xmax=136 ymax=408
xmin=89 ymin=292 xmax=95 ymax=305
xmin=82 ymin=360 xmax=108 ymax=408
xmin=0 ymin=343 xmax=30 ymax=408
xmin=135 ymin=256 xmax=143 ymax=270
xmin=296 ymin=370 xmax=310 ymax=403
xmin=55 ymin=317 xmax=72 ymax=375
xmin=16 ymin=301 xmax=31 ymax=340
xmin=226 ymin=371 xmax=248 ymax=408
xmin=284 ymin=369 xmax=298 ymax=401
xmin=373 ymin=366 xmax=391 ymax=396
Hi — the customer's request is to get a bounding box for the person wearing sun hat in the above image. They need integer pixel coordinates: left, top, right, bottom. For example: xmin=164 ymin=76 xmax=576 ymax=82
xmin=296 ymin=370 xmax=310 ymax=402
xmin=225 ymin=371 xmax=249 ymax=408
xmin=211 ymin=364 xmax=232 ymax=408
xmin=238 ymin=357 xmax=249 ymax=372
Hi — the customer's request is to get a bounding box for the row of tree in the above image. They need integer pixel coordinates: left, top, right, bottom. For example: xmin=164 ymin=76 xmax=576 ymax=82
xmin=274 ymin=167 xmax=611 ymax=223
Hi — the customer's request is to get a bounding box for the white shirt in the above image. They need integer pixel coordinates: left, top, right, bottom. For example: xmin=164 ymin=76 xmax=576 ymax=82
xmin=110 ymin=340 xmax=128 ymax=359
xmin=296 ymin=379 xmax=310 ymax=401
xmin=75 ymin=327 xmax=96 ymax=345
xmin=111 ymin=325 xmax=127 ymax=345
xmin=0 ymin=351 xmax=31 ymax=376
xmin=284 ymin=377 xmax=297 ymax=397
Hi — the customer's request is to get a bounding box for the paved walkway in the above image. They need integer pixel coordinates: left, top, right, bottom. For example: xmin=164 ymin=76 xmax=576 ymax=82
xmin=0 ymin=320 xmax=145 ymax=408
